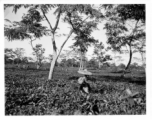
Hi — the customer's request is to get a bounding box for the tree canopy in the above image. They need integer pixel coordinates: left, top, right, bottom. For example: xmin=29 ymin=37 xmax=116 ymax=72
xmin=103 ymin=4 xmax=145 ymax=71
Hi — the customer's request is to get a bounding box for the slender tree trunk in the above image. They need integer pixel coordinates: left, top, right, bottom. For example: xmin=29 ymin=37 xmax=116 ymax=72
xmin=125 ymin=45 xmax=132 ymax=70
xmin=48 ymin=34 xmax=58 ymax=80
xmin=48 ymin=51 xmax=57 ymax=80
xmin=83 ymin=52 xmax=86 ymax=70
xmin=82 ymin=53 xmax=84 ymax=70
xmin=48 ymin=30 xmax=73 ymax=80
xmin=81 ymin=52 xmax=85 ymax=70
xmin=98 ymin=61 xmax=101 ymax=69
xmin=141 ymin=52 xmax=144 ymax=64
xmin=82 ymin=60 xmax=84 ymax=70
xmin=79 ymin=53 xmax=83 ymax=70
xmin=122 ymin=44 xmax=132 ymax=77
xmin=30 ymin=38 xmax=42 ymax=70
xmin=36 ymin=64 xmax=40 ymax=70
xmin=42 ymin=8 xmax=88 ymax=80
xmin=141 ymin=52 xmax=146 ymax=73
xmin=84 ymin=59 xmax=86 ymax=70
xmin=140 ymin=52 xmax=146 ymax=69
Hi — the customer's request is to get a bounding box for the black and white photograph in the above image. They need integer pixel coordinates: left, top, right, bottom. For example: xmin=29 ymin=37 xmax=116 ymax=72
xmin=2 ymin=1 xmax=149 ymax=116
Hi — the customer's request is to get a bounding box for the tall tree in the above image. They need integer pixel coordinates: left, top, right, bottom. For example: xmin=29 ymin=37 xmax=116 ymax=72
xmin=32 ymin=44 xmax=45 ymax=69
xmin=103 ymin=4 xmax=145 ymax=74
xmin=5 ymin=48 xmax=15 ymax=64
xmin=93 ymin=42 xmax=112 ymax=68
xmin=69 ymin=19 xmax=98 ymax=70
xmin=4 ymin=4 xmax=103 ymax=80
xmin=22 ymin=57 xmax=28 ymax=64
xmin=13 ymin=48 xmax=25 ymax=60
xmin=70 ymin=46 xmax=89 ymax=71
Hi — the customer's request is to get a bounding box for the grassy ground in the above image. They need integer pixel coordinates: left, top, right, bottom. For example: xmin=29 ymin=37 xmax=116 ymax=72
xmin=5 ymin=65 xmax=146 ymax=115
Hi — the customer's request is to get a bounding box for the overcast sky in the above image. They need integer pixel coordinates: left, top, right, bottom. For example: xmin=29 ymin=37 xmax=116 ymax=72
xmin=4 ymin=5 xmax=144 ymax=65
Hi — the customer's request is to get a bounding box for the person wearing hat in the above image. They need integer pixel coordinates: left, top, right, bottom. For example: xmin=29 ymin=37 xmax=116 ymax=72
xmin=77 ymin=69 xmax=92 ymax=99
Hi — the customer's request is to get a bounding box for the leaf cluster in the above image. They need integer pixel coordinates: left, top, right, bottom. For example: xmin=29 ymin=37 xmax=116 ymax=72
xmin=4 ymin=5 xmax=50 ymax=41
xmin=103 ymin=4 xmax=145 ymax=52
xmin=32 ymin=44 xmax=45 ymax=64
xmin=117 ymin=4 xmax=145 ymax=23
xmin=93 ymin=42 xmax=112 ymax=63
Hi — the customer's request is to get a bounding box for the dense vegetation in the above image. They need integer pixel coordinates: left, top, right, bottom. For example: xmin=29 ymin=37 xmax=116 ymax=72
xmin=5 ymin=64 xmax=146 ymax=115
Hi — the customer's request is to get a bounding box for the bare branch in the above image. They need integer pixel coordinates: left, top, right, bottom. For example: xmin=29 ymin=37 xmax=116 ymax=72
xmin=57 ymin=29 xmax=73 ymax=60
xmin=81 ymin=16 xmax=90 ymax=23
xmin=53 ymin=7 xmax=61 ymax=32
xmin=132 ymin=20 xmax=139 ymax=35
xmin=56 ymin=16 xmax=90 ymax=59
xmin=29 ymin=38 xmax=41 ymax=63
xmin=41 ymin=8 xmax=53 ymax=31
xmin=30 ymin=38 xmax=36 ymax=50
xmin=69 ymin=17 xmax=75 ymax=31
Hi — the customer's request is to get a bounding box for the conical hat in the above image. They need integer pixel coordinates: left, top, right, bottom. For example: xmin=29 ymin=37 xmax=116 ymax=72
xmin=78 ymin=69 xmax=92 ymax=75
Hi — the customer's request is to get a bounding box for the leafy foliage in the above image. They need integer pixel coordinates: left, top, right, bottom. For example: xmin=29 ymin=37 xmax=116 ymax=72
xmin=64 ymin=5 xmax=101 ymax=53
xmin=104 ymin=4 xmax=145 ymax=52
xmin=4 ymin=6 xmax=49 ymax=41
xmin=5 ymin=48 xmax=15 ymax=64
xmin=5 ymin=48 xmax=15 ymax=59
xmin=4 ymin=4 xmax=30 ymax=13
xmin=103 ymin=4 xmax=145 ymax=71
xmin=93 ymin=42 xmax=112 ymax=68
xmin=32 ymin=44 xmax=45 ymax=66
xmin=5 ymin=66 xmax=146 ymax=115
xmin=13 ymin=48 xmax=25 ymax=59
xmin=116 ymin=5 xmax=145 ymax=23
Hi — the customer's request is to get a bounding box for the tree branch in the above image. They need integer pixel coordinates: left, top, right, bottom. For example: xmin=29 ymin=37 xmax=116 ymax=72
xmin=53 ymin=7 xmax=61 ymax=32
xmin=69 ymin=15 xmax=90 ymax=31
xmin=81 ymin=16 xmax=90 ymax=24
xmin=30 ymin=38 xmax=41 ymax=64
xmin=129 ymin=20 xmax=139 ymax=44
xmin=57 ymin=16 xmax=90 ymax=59
xmin=30 ymin=38 xmax=36 ymax=50
xmin=132 ymin=20 xmax=139 ymax=35
xmin=57 ymin=29 xmax=73 ymax=60
xmin=41 ymin=8 xmax=53 ymax=31
xmin=69 ymin=17 xmax=75 ymax=31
